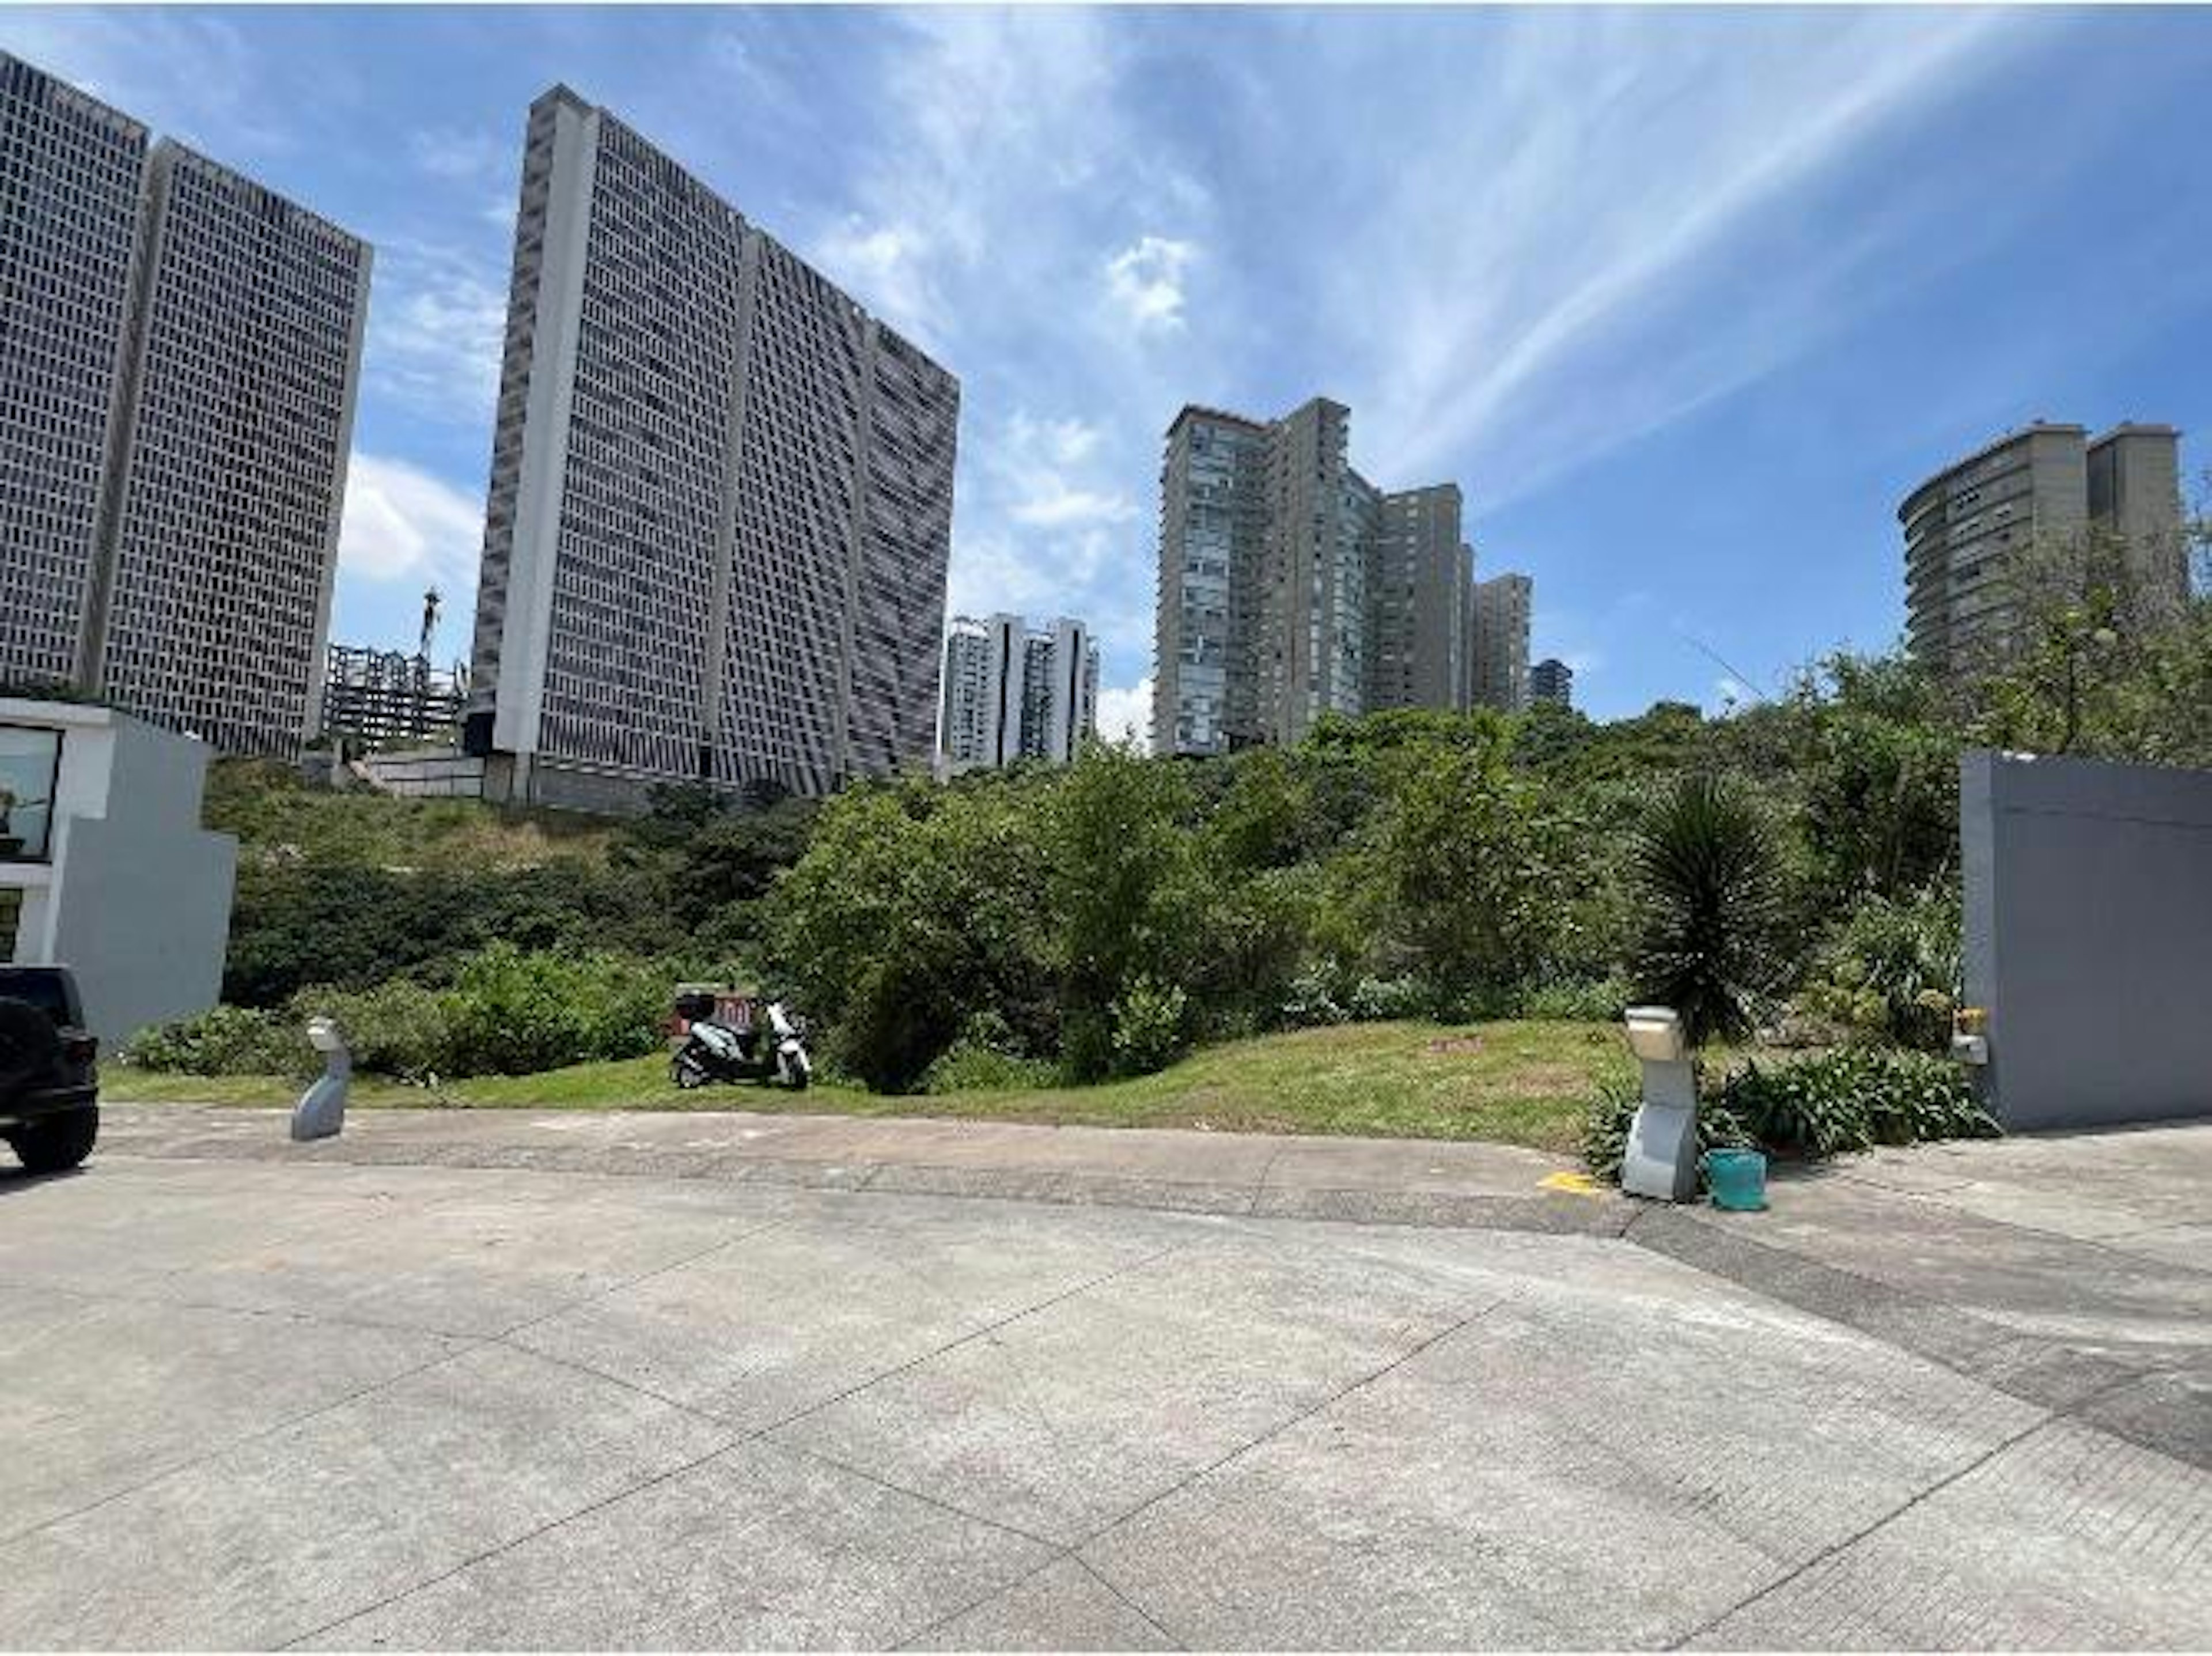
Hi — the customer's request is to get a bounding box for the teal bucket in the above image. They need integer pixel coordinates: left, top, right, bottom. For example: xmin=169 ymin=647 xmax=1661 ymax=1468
xmin=1705 ymin=1148 xmax=1768 ymax=1212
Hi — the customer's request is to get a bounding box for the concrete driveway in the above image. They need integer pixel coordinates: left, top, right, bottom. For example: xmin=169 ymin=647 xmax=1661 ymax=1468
xmin=1 ymin=1110 xmax=2207 ymax=1650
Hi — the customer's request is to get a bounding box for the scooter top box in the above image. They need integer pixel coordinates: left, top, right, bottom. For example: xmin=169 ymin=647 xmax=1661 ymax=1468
xmin=670 ymin=983 xmax=762 ymax=1034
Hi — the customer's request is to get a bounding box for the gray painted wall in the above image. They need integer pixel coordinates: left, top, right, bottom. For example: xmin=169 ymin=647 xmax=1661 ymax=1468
xmin=1962 ymin=749 xmax=2212 ymax=1131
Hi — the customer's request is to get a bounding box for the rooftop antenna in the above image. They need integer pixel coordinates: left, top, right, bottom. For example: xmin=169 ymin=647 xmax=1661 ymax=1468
xmin=1678 ymin=630 xmax=1766 ymax=707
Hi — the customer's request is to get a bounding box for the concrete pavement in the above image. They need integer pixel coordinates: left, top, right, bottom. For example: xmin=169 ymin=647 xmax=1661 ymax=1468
xmin=0 ymin=1108 xmax=2205 ymax=1649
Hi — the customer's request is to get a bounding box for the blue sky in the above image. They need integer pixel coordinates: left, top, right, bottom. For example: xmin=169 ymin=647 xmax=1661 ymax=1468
xmin=7 ymin=6 xmax=2209 ymax=730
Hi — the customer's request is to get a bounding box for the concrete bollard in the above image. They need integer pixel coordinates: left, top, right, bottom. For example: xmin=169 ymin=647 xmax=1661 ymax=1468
xmin=291 ymin=1016 xmax=351 ymax=1142
xmin=1620 ymin=1006 xmax=1699 ymax=1203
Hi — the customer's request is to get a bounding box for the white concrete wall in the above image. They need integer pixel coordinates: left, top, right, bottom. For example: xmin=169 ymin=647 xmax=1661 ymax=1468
xmin=1 ymin=700 xmax=235 ymax=1044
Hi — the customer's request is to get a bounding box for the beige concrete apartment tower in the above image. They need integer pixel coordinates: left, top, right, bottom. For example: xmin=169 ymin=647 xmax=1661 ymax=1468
xmin=1900 ymin=420 xmax=2184 ymax=676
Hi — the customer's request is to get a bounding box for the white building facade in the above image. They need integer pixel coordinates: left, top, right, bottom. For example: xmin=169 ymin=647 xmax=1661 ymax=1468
xmin=940 ymin=613 xmax=1098 ymax=770
xmin=464 ymin=85 xmax=959 ymax=812
xmin=0 ymin=698 xmax=236 ymax=1045
xmin=0 ymin=53 xmax=371 ymax=759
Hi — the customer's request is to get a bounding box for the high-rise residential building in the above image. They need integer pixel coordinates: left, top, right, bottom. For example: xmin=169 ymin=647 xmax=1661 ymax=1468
xmin=1900 ymin=420 xmax=2186 ymax=676
xmin=0 ymin=56 xmax=145 ymax=693
xmin=940 ymin=612 xmax=1096 ymax=770
xmin=1529 ymin=657 xmax=1574 ymax=709
xmin=1471 ymin=572 xmax=1533 ymax=713
xmin=1153 ymin=406 xmax=1268 ymax=757
xmin=0 ymin=53 xmax=369 ymax=757
xmin=1368 ymin=483 xmax=1472 ymax=714
xmin=464 ymin=85 xmax=959 ymax=812
xmin=1152 ymin=395 xmax=1478 ymax=756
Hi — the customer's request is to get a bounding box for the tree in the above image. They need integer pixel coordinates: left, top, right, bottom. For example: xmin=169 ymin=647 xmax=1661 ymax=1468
xmin=1363 ymin=728 xmax=1566 ymax=997
xmin=1047 ymin=744 xmax=1199 ymax=1078
xmin=1629 ymin=773 xmax=1789 ymax=1048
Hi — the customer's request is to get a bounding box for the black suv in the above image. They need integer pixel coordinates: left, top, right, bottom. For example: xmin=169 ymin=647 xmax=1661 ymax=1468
xmin=0 ymin=966 xmax=99 ymax=1174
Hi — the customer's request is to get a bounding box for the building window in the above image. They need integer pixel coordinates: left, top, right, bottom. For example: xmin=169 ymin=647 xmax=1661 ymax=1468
xmin=0 ymin=724 xmax=63 ymax=863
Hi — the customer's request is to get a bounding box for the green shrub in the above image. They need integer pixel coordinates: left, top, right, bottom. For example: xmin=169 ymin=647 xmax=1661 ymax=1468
xmin=923 ymin=1041 xmax=1062 ymax=1094
xmin=286 ymin=979 xmax=453 ymax=1080
xmin=1278 ymin=964 xmax=1346 ymax=1029
xmin=1722 ymin=1047 xmax=1997 ymax=1158
xmin=1108 ymin=976 xmax=1190 ymax=1077
xmin=1630 ymin=773 xmax=1789 ymax=1047
xmin=1516 ymin=974 xmax=1635 ymax=1022
xmin=122 ymin=1004 xmax=304 ymax=1076
xmin=1799 ymin=886 xmax=1961 ymax=1051
xmin=435 ymin=945 xmax=666 ymax=1076
xmin=1347 ymin=975 xmax=1433 ymax=1022
xmin=1582 ymin=1046 xmax=1994 ymax=1182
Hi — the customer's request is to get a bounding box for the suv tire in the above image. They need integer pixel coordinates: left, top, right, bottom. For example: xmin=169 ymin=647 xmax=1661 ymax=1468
xmin=11 ymin=1107 xmax=97 ymax=1174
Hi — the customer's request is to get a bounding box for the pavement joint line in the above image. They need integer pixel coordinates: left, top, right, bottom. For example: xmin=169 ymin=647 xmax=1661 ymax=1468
xmin=0 ymin=1209 xmax=797 ymax=1558
xmin=762 ymin=1436 xmax=1070 ymax=1552
xmin=754 ymin=1239 xmax=1199 ymax=1442
xmin=895 ymin=1291 xmax=1518 ymax=1652
xmin=1662 ymin=1411 xmax=2063 ymax=1651
xmin=272 ymin=1426 xmax=752 ymax=1652
xmin=1076 ymin=1289 xmax=1517 ymax=1550
xmin=1074 ymin=1552 xmax=1185 ymax=1651
xmin=278 ymin=1238 xmax=1199 ymax=1651
xmin=0 ymin=1272 xmax=487 ymax=1344
xmin=0 ymin=1333 xmax=497 ymax=1555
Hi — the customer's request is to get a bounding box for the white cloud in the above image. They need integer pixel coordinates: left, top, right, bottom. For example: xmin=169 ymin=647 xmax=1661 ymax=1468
xmin=338 ymin=454 xmax=482 ymax=588
xmin=812 ymin=217 xmax=943 ymax=350
xmin=365 ymin=243 xmax=508 ymax=424
xmin=1094 ymin=677 xmax=1154 ymax=753
xmin=408 ymin=127 xmax=509 ymax=183
xmin=1105 ymin=236 xmax=1198 ymax=332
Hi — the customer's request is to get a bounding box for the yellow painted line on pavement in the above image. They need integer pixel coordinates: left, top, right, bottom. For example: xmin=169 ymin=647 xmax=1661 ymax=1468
xmin=1538 ymin=1171 xmax=1605 ymax=1198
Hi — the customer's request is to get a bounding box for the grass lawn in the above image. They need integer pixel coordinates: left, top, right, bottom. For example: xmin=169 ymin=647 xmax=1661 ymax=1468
xmin=104 ymin=1019 xmax=1631 ymax=1155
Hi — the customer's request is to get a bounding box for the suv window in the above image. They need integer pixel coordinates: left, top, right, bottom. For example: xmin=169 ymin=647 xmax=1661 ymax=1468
xmin=0 ymin=969 xmax=75 ymax=1026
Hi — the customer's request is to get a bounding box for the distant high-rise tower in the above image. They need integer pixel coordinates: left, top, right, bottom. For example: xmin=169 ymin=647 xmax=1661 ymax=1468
xmin=1529 ymin=657 xmax=1574 ymax=709
xmin=940 ymin=613 xmax=1096 ymax=770
xmin=1900 ymin=421 xmax=2186 ymax=676
xmin=465 ymin=85 xmax=959 ymax=811
xmin=1152 ymin=396 xmax=1478 ymax=755
xmin=0 ymin=53 xmax=369 ymax=757
xmin=1368 ymin=483 xmax=1472 ymax=715
xmin=1472 ymin=573 xmax=1533 ymax=713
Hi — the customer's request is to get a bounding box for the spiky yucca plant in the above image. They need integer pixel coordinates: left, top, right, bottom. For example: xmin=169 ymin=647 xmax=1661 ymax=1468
xmin=1630 ymin=773 xmax=1787 ymax=1048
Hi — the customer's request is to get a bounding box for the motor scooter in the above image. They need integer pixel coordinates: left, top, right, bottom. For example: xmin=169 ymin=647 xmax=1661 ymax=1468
xmin=670 ymin=992 xmax=812 ymax=1091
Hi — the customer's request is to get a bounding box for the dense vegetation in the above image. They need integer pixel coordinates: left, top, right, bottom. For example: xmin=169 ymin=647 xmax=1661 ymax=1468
xmin=128 ymin=518 xmax=2207 ymax=1174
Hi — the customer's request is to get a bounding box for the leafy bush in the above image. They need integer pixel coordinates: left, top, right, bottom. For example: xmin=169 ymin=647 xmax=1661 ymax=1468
xmin=435 ymin=945 xmax=667 ymax=1076
xmin=922 ymin=1041 xmax=1062 ymax=1094
xmin=1724 ymin=1047 xmax=1997 ymax=1155
xmin=1516 ymin=974 xmax=1636 ymax=1022
xmin=122 ymin=1004 xmax=304 ymax=1076
xmin=1630 ymin=773 xmax=1789 ymax=1048
xmin=1799 ymin=886 xmax=1961 ymax=1051
xmin=1108 ymin=976 xmax=1190 ymax=1077
xmin=1582 ymin=1046 xmax=1994 ymax=1183
xmin=287 ymin=979 xmax=454 ymax=1080
xmin=1347 ymin=975 xmax=1434 ymax=1022
xmin=1278 ymin=964 xmax=1346 ymax=1029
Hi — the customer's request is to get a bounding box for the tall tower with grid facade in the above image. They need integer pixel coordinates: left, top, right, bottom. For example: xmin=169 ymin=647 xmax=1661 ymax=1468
xmin=0 ymin=53 xmax=371 ymax=758
xmin=463 ymin=85 xmax=959 ymax=810
xmin=0 ymin=56 xmax=146 ymax=693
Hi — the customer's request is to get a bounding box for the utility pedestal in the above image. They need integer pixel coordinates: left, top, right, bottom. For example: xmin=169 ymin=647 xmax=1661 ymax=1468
xmin=1621 ymin=1006 xmax=1698 ymax=1203
xmin=291 ymin=1018 xmax=351 ymax=1142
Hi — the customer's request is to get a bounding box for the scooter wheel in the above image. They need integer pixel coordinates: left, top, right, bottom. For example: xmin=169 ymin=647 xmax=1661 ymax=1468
xmin=671 ymin=1056 xmax=709 ymax=1090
